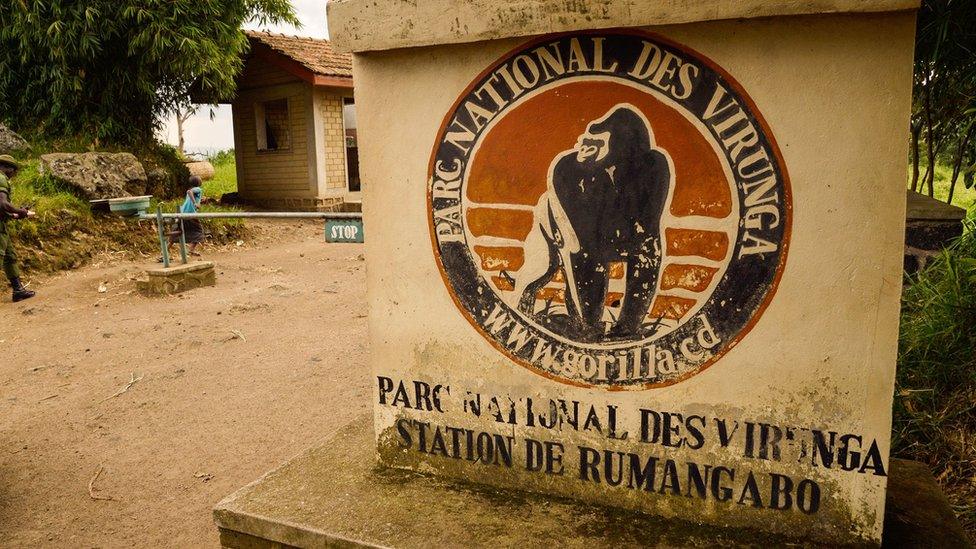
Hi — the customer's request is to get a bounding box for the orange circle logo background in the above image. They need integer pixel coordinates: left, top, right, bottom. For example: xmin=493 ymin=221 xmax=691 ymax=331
xmin=467 ymin=80 xmax=731 ymax=218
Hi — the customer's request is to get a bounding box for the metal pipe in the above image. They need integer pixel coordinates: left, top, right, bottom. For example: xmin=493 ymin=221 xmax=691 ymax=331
xmin=139 ymin=212 xmax=362 ymax=220
xmin=178 ymin=218 xmax=188 ymax=264
xmin=156 ymin=205 xmax=170 ymax=268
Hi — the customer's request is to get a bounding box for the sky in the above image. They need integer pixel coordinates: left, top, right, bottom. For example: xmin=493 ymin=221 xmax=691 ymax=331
xmin=156 ymin=1 xmax=330 ymax=155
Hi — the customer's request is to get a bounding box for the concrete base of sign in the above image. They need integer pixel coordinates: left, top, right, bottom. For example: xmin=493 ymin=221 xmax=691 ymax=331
xmin=137 ymin=261 xmax=216 ymax=296
xmin=904 ymin=191 xmax=967 ymax=274
xmin=213 ymin=417 xmax=972 ymax=549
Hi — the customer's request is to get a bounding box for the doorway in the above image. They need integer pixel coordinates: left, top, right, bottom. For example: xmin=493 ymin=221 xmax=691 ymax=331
xmin=343 ymin=98 xmax=361 ymax=193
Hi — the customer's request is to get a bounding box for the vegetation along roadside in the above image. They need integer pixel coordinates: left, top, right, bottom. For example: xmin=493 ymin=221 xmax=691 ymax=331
xmin=894 ymin=217 xmax=976 ymax=535
xmin=6 ymin=148 xmax=247 ymax=275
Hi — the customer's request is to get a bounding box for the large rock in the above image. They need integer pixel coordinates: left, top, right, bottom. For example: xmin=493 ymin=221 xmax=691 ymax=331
xmin=145 ymin=166 xmax=172 ymax=197
xmin=40 ymin=152 xmax=147 ymax=200
xmin=0 ymin=123 xmax=29 ymax=154
xmin=185 ymin=160 xmax=215 ymax=181
xmin=141 ymin=159 xmax=174 ymax=198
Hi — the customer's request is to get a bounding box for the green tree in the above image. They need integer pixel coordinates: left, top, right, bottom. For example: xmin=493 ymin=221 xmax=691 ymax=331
xmin=0 ymin=1 xmax=298 ymax=145
xmin=910 ymin=0 xmax=976 ymax=202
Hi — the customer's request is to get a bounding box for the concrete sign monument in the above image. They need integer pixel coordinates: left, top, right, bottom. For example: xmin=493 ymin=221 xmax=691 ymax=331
xmin=213 ymin=1 xmax=929 ymax=547
xmin=332 ymin=1 xmax=918 ymax=545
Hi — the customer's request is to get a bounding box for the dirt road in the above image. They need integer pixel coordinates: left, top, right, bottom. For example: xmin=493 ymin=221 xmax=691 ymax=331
xmin=0 ymin=220 xmax=371 ymax=547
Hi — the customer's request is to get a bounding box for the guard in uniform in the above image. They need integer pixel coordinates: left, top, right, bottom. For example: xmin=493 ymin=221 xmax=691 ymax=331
xmin=0 ymin=155 xmax=36 ymax=302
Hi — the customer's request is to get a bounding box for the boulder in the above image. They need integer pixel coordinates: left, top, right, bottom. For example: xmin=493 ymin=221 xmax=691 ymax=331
xmin=0 ymin=123 xmax=29 ymax=154
xmin=40 ymin=152 xmax=147 ymax=200
xmin=142 ymin=159 xmax=173 ymax=198
xmin=185 ymin=160 xmax=215 ymax=181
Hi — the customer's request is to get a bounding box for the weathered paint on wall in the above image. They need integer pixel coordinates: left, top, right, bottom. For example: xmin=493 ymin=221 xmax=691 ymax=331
xmin=328 ymin=0 xmax=920 ymax=53
xmin=340 ymin=6 xmax=915 ymax=546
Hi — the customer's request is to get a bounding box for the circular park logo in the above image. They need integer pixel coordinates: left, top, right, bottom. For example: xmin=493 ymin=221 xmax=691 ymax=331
xmin=428 ymin=31 xmax=791 ymax=389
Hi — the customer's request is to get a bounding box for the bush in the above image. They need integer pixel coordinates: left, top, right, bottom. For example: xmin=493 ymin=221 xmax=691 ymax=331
xmin=139 ymin=142 xmax=191 ymax=199
xmin=207 ymin=149 xmax=236 ymax=166
xmin=5 ymin=160 xmax=140 ymax=273
xmin=7 ymin=160 xmax=90 ymax=224
xmin=894 ymin=218 xmax=976 ymax=533
xmin=5 ymin=148 xmax=248 ymax=274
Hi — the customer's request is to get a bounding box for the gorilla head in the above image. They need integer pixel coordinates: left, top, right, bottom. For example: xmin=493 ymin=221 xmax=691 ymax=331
xmin=553 ymin=104 xmax=669 ymax=255
xmin=514 ymin=103 xmax=673 ymax=341
xmin=573 ymin=105 xmax=655 ymax=169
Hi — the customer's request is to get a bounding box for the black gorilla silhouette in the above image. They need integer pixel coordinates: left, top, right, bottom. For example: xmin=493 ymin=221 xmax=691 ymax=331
xmin=512 ymin=104 xmax=671 ymax=341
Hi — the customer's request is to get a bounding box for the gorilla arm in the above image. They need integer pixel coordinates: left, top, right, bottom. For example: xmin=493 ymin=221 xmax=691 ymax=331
xmin=510 ymin=159 xmax=587 ymax=318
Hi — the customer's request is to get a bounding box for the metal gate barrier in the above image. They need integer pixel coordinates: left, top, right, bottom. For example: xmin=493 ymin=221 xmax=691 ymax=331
xmin=141 ymin=206 xmax=363 ymax=268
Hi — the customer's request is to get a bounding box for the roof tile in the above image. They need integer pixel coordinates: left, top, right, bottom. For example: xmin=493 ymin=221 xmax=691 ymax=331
xmin=246 ymin=31 xmax=353 ymax=79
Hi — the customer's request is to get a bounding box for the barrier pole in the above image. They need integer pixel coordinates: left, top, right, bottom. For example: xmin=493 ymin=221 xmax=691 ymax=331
xmin=178 ymin=219 xmax=188 ymax=264
xmin=139 ymin=212 xmax=362 ymax=220
xmin=156 ymin=205 xmax=170 ymax=268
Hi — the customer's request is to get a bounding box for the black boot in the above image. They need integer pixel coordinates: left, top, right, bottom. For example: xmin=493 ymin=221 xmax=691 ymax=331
xmin=11 ymin=277 xmax=35 ymax=302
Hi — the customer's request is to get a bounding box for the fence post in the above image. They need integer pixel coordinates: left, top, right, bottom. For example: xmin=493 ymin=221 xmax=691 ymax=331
xmin=156 ymin=205 xmax=170 ymax=268
xmin=178 ymin=219 xmax=188 ymax=264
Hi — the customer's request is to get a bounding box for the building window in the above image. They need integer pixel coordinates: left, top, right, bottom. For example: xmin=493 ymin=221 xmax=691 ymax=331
xmin=255 ymin=98 xmax=290 ymax=151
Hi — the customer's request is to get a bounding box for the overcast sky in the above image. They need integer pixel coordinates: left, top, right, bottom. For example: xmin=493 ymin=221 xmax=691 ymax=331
xmin=157 ymin=1 xmax=330 ymax=154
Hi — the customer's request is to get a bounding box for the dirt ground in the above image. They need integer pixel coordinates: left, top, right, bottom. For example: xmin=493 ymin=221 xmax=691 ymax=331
xmin=0 ymin=220 xmax=371 ymax=547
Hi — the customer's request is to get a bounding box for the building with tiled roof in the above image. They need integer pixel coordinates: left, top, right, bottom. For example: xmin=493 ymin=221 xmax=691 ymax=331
xmin=195 ymin=32 xmax=359 ymax=211
xmin=245 ymin=31 xmax=353 ymax=82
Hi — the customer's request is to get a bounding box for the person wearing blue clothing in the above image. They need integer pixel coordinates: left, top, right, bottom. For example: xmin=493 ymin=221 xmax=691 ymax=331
xmin=165 ymin=176 xmax=206 ymax=259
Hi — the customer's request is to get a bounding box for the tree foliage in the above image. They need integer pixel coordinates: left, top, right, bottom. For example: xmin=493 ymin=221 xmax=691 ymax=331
xmin=910 ymin=0 xmax=976 ymax=203
xmin=0 ymin=1 xmax=298 ymax=145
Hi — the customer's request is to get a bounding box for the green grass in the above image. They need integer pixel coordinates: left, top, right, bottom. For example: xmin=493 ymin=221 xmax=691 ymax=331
xmin=204 ymin=151 xmax=238 ymax=198
xmin=7 ymin=159 xmax=92 ymax=241
xmin=9 ymin=159 xmax=89 ymax=213
xmin=5 ymin=148 xmax=248 ymax=273
xmin=910 ymin=163 xmax=976 ymax=213
xmin=4 ymin=158 xmax=161 ymax=272
xmin=155 ymin=153 xmax=243 ymax=233
xmin=894 ymin=220 xmax=976 ymax=534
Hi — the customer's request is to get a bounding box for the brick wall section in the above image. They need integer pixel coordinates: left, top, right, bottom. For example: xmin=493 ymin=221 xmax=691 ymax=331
xmin=319 ymin=94 xmax=348 ymax=190
xmin=232 ymin=82 xmax=311 ymax=197
xmin=254 ymin=196 xmax=346 ymax=212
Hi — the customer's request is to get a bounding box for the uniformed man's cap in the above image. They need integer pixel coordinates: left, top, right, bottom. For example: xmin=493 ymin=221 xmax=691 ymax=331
xmin=0 ymin=155 xmax=18 ymax=169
